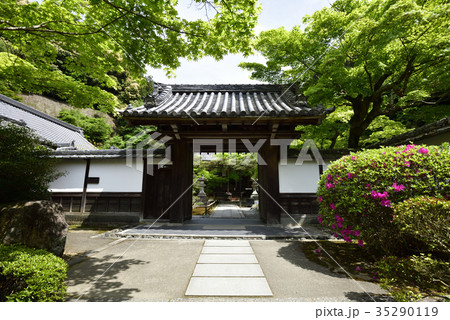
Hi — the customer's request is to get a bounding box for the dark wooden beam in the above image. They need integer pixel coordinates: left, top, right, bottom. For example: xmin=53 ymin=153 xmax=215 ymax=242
xmin=141 ymin=157 xmax=147 ymax=221
xmin=258 ymin=141 xmax=281 ymax=225
xmin=80 ymin=159 xmax=90 ymax=213
xmin=169 ymin=140 xmax=192 ymax=223
xmin=125 ymin=116 xmax=323 ymax=127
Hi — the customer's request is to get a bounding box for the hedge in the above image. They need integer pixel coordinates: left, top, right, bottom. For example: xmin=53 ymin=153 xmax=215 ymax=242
xmin=0 ymin=244 xmax=67 ymax=301
xmin=317 ymin=144 xmax=450 ymax=255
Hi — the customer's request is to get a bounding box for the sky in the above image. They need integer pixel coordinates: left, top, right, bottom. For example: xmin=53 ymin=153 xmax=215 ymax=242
xmin=148 ymin=0 xmax=333 ymax=84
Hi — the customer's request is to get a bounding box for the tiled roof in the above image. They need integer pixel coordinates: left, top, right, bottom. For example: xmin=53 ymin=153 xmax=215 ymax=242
xmin=122 ymin=84 xmax=327 ymax=119
xmin=52 ymin=149 xmax=165 ymax=159
xmin=371 ymin=117 xmax=450 ymax=147
xmin=0 ymin=94 xmax=96 ymax=150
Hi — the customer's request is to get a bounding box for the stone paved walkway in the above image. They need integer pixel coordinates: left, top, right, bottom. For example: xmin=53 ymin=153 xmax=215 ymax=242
xmin=210 ymin=204 xmax=245 ymax=218
xmin=98 ymin=204 xmax=332 ymax=240
xmin=185 ymin=240 xmax=272 ymax=296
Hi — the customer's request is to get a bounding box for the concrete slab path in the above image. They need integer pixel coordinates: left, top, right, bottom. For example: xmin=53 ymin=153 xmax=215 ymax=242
xmin=185 ymin=240 xmax=272 ymax=296
xmin=65 ymin=231 xmax=390 ymax=301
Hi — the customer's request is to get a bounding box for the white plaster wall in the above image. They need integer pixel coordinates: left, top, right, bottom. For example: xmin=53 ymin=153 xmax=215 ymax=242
xmin=279 ymin=159 xmax=327 ymax=193
xmin=49 ymin=158 xmax=144 ymax=193
xmin=87 ymin=159 xmax=143 ymax=192
xmin=50 ymin=159 xmax=86 ymax=192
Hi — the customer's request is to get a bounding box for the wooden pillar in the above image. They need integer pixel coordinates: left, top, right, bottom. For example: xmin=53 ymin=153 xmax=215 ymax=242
xmin=81 ymin=159 xmax=90 ymax=213
xmin=184 ymin=141 xmax=193 ymax=221
xmin=141 ymin=157 xmax=147 ymax=221
xmin=258 ymin=141 xmax=281 ymax=225
xmin=169 ymin=139 xmax=192 ymax=223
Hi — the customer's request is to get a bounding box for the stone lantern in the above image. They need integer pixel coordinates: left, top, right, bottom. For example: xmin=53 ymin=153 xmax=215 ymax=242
xmin=198 ymin=175 xmax=208 ymax=206
xmin=251 ymin=178 xmax=259 ymax=203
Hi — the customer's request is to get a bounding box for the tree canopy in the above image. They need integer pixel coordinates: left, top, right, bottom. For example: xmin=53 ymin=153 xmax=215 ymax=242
xmin=241 ymin=0 xmax=449 ymax=148
xmin=1 ymin=0 xmax=260 ymax=111
xmin=0 ymin=121 xmax=60 ymax=204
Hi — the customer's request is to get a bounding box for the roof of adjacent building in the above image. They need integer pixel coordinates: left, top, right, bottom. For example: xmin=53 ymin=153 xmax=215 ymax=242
xmin=0 ymin=94 xmax=96 ymax=150
xmin=121 ymin=84 xmax=328 ymax=120
xmin=371 ymin=117 xmax=450 ymax=147
xmin=52 ymin=149 xmax=165 ymax=159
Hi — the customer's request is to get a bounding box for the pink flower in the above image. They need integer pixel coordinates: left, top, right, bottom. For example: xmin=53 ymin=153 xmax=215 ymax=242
xmin=355 ymin=267 xmax=361 ymax=271
xmin=347 ymin=172 xmax=355 ymax=179
xmin=316 ymin=249 xmax=321 ymax=253
xmin=318 ymin=215 xmax=323 ymax=223
xmin=418 ymin=147 xmax=429 ymax=155
xmin=365 ymin=184 xmax=371 ymax=189
xmin=392 ymin=182 xmax=405 ymax=192
xmin=326 ymin=182 xmax=334 ymax=189
xmin=380 ymin=199 xmax=391 ymax=207
xmin=336 ymin=222 xmax=343 ymax=228
xmin=326 ymin=175 xmax=333 ymax=181
xmin=343 ymin=236 xmax=351 ymax=243
xmin=330 ymin=203 xmax=336 ymax=210
xmin=358 ymin=240 xmax=364 ymax=247
xmin=353 ymin=230 xmax=360 ymax=237
xmin=331 ymin=224 xmax=335 ymax=229
xmin=335 ymin=215 xmax=344 ymax=223
xmin=318 ymin=196 xmax=323 ymax=202
xmin=333 ymin=232 xmax=339 ymax=238
xmin=351 ymin=156 xmax=356 ymax=160
xmin=371 ymin=191 xmax=389 ymax=200
xmin=405 ymin=161 xmax=411 ymax=167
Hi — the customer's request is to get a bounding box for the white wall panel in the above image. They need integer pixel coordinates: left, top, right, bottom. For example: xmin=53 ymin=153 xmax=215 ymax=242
xmin=278 ymin=159 xmax=327 ymax=193
xmin=50 ymin=158 xmax=144 ymax=193
xmin=87 ymin=159 xmax=143 ymax=192
xmin=50 ymin=159 xmax=85 ymax=192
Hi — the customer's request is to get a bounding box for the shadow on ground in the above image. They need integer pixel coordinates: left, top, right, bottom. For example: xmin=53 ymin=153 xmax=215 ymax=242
xmin=67 ymin=254 xmax=148 ymax=301
xmin=276 ymin=241 xmax=347 ymax=279
xmin=276 ymin=241 xmax=393 ymax=302
xmin=345 ymin=291 xmax=394 ymax=302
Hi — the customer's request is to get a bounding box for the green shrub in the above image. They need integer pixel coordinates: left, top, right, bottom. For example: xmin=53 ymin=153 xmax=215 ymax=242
xmin=0 ymin=121 xmax=61 ymax=204
xmin=317 ymin=144 xmax=450 ymax=255
xmin=393 ymin=196 xmax=450 ymax=255
xmin=58 ymin=109 xmax=113 ymax=146
xmin=376 ymin=254 xmax=450 ymax=301
xmin=0 ymin=244 xmax=67 ymax=301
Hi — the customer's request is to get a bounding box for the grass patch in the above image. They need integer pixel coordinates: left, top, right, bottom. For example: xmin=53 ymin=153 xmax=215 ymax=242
xmin=192 ymin=202 xmax=217 ymax=216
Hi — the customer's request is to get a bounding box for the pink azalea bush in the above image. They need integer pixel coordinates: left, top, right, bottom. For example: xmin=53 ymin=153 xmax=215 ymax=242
xmin=317 ymin=144 xmax=450 ymax=255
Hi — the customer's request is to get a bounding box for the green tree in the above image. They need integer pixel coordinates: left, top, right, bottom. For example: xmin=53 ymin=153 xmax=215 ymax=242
xmin=0 ymin=121 xmax=60 ymax=204
xmin=58 ymin=109 xmax=113 ymax=146
xmin=193 ymin=153 xmax=257 ymax=195
xmin=1 ymin=0 xmax=260 ymax=111
xmin=241 ymin=0 xmax=449 ymax=148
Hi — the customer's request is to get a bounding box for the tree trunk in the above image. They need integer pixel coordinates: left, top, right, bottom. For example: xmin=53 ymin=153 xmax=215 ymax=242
xmin=347 ymin=99 xmax=371 ymax=149
xmin=348 ymin=124 xmax=364 ymax=149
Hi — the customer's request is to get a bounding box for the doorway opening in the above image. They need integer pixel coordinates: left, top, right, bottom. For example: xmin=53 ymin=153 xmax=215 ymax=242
xmin=191 ymin=152 xmax=259 ymax=221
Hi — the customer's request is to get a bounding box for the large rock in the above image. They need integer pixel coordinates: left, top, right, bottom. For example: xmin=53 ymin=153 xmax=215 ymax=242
xmin=0 ymin=201 xmax=68 ymax=257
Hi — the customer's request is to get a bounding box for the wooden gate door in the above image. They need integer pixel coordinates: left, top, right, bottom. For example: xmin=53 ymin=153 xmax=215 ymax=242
xmin=143 ymin=166 xmax=172 ymax=219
